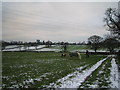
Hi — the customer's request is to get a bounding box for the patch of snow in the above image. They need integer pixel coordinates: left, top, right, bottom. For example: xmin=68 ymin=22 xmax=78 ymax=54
xmin=72 ymin=49 xmax=109 ymax=53
xmin=47 ymin=57 xmax=108 ymax=88
xmin=5 ymin=45 xmax=19 ymax=49
xmin=3 ymin=48 xmax=20 ymax=51
xmin=87 ymin=84 xmax=98 ymax=88
xmin=28 ymin=46 xmax=36 ymax=49
xmin=86 ymin=61 xmax=110 ymax=88
xmin=34 ymin=48 xmax=61 ymax=52
xmin=35 ymin=45 xmax=45 ymax=49
xmin=110 ymin=58 xmax=119 ymax=88
xmin=24 ymin=79 xmax=34 ymax=85
xmin=3 ymin=46 xmax=26 ymax=51
xmin=21 ymin=72 xmax=51 ymax=87
xmin=8 ymin=72 xmax=51 ymax=88
xmin=3 ymin=45 xmax=46 ymax=51
xmin=75 ymin=65 xmax=87 ymax=71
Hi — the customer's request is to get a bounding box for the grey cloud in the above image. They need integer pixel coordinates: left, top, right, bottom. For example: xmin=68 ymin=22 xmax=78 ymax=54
xmin=2 ymin=2 xmax=118 ymax=42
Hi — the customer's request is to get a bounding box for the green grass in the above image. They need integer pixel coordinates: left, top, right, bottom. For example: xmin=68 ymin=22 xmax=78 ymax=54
xmin=2 ymin=52 xmax=106 ymax=88
xmin=68 ymin=45 xmax=90 ymax=51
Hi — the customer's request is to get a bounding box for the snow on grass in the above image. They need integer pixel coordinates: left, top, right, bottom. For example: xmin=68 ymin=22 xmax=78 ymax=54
xmin=3 ymin=46 xmax=26 ymax=51
xmin=3 ymin=48 xmax=20 ymax=51
xmin=5 ymin=45 xmax=19 ymax=49
xmin=21 ymin=72 xmax=51 ymax=88
xmin=47 ymin=57 xmax=108 ymax=88
xmin=43 ymin=65 xmax=88 ymax=88
xmin=36 ymin=45 xmax=45 ymax=49
xmin=110 ymin=58 xmax=119 ymax=88
xmin=3 ymin=45 xmax=110 ymax=53
xmin=3 ymin=45 xmax=46 ymax=51
xmin=5 ymin=72 xmax=52 ymax=88
xmin=34 ymin=48 xmax=61 ymax=52
xmin=3 ymin=45 xmax=60 ymax=52
xmin=81 ymin=59 xmax=111 ymax=88
xmin=72 ymin=49 xmax=109 ymax=53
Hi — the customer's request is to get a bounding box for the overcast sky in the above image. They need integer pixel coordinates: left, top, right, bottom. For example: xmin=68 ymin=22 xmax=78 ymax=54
xmin=2 ymin=2 xmax=118 ymax=42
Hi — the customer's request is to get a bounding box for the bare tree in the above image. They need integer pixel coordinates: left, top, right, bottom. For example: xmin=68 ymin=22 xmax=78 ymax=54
xmin=104 ymin=8 xmax=120 ymax=39
xmin=88 ymin=35 xmax=103 ymax=53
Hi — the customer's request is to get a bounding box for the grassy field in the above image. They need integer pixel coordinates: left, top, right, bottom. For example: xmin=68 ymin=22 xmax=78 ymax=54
xmin=2 ymin=52 xmax=106 ymax=88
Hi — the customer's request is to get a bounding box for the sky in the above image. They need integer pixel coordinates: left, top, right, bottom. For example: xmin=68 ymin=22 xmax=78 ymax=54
xmin=2 ymin=2 xmax=118 ymax=42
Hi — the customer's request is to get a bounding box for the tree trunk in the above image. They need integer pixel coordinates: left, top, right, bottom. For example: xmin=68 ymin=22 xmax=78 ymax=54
xmin=35 ymin=46 xmax=37 ymax=50
xmin=95 ymin=48 xmax=97 ymax=54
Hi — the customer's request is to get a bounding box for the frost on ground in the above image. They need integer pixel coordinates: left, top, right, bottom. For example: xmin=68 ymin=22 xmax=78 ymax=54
xmin=34 ymin=48 xmax=61 ymax=52
xmin=2 ymin=45 xmax=62 ymax=52
xmin=80 ymin=59 xmax=111 ymax=88
xmin=2 ymin=45 xmax=46 ymax=51
xmin=4 ymin=72 xmax=52 ymax=88
xmin=5 ymin=45 xmax=18 ymax=49
xmin=110 ymin=58 xmax=119 ymax=88
xmin=47 ymin=57 xmax=108 ymax=88
xmin=72 ymin=49 xmax=109 ymax=53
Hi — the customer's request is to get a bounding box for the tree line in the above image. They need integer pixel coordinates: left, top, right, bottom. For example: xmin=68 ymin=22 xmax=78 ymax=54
xmin=88 ymin=7 xmax=120 ymax=54
xmin=1 ymin=7 xmax=120 ymax=53
xmin=1 ymin=40 xmax=88 ymax=50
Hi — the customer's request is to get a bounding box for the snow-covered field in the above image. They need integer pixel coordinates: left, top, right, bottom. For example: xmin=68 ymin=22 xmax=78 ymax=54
xmin=110 ymin=58 xmax=119 ymax=88
xmin=3 ymin=45 xmax=110 ymax=52
xmin=46 ymin=57 xmax=108 ymax=88
xmin=2 ymin=50 xmax=120 ymax=89
xmin=34 ymin=48 xmax=61 ymax=52
xmin=3 ymin=44 xmax=119 ymax=53
xmin=72 ymin=49 xmax=109 ymax=53
xmin=5 ymin=45 xmax=19 ymax=49
xmin=41 ymin=56 xmax=119 ymax=89
xmin=2 ymin=45 xmax=46 ymax=51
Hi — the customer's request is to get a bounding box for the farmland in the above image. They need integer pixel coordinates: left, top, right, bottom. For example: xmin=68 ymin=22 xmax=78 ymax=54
xmin=2 ymin=45 xmax=119 ymax=89
xmin=2 ymin=1 xmax=120 ymax=89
